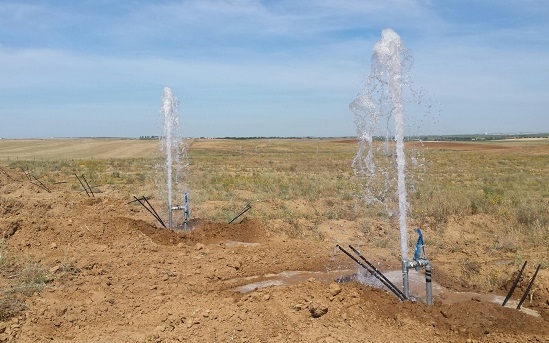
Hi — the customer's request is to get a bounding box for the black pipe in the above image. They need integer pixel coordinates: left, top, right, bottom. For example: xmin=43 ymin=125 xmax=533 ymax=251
xmin=21 ymin=166 xmax=32 ymax=181
xmin=133 ymin=196 xmax=163 ymax=226
xmin=81 ymin=175 xmax=94 ymax=197
xmin=133 ymin=196 xmax=166 ymax=228
xmin=30 ymin=181 xmax=50 ymax=193
xmin=127 ymin=196 xmax=153 ymax=205
xmin=517 ymin=264 xmax=541 ymax=310
xmin=143 ymin=197 xmax=165 ymax=228
xmin=75 ymin=174 xmax=90 ymax=197
xmin=20 ymin=167 xmax=28 ymax=180
xmin=228 ymin=203 xmax=251 ymax=224
xmin=32 ymin=175 xmax=51 ymax=193
xmin=349 ymin=245 xmax=406 ymax=300
xmin=502 ymin=261 xmax=527 ymax=307
xmin=337 ymin=245 xmax=405 ymax=301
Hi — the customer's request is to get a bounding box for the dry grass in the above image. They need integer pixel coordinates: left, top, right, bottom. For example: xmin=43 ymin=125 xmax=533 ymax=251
xmin=412 ymin=145 xmax=549 ymax=247
xmin=3 ymin=138 xmax=549 ymax=232
xmin=0 ymin=241 xmax=51 ymax=320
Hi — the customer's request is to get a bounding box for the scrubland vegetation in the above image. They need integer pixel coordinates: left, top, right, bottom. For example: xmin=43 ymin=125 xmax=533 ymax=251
xmin=2 ymin=138 xmax=549 ymax=288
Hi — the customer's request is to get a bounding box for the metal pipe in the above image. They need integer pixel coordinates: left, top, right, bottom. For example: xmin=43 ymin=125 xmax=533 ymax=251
xmin=425 ymin=261 xmax=433 ymax=306
xmin=184 ymin=192 xmax=190 ymax=221
xmin=402 ymin=259 xmax=409 ymax=299
xmin=502 ymin=261 xmax=527 ymax=307
xmin=168 ymin=205 xmax=173 ymax=229
xmin=402 ymin=258 xmax=432 ymax=305
xmin=169 ymin=205 xmax=187 ymax=229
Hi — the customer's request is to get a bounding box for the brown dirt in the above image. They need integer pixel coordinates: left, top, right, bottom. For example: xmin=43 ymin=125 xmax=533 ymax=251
xmin=1 ymin=165 xmax=549 ymax=342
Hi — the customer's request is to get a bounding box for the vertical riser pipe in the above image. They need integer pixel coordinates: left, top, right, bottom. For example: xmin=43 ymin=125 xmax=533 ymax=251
xmin=168 ymin=206 xmax=173 ymax=229
xmin=425 ymin=264 xmax=433 ymax=306
xmin=402 ymin=260 xmax=409 ymax=300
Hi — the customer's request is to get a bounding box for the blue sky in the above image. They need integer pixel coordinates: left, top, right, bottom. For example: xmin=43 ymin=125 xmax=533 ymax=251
xmin=1 ymin=0 xmax=548 ymax=138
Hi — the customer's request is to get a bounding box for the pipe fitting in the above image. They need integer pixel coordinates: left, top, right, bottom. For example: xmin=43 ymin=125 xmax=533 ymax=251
xmin=402 ymin=258 xmax=433 ymax=305
xmin=404 ymin=258 xmax=430 ymax=270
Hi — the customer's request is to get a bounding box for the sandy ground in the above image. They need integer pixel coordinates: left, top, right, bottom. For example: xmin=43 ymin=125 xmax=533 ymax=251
xmin=1 ymin=157 xmax=549 ymax=342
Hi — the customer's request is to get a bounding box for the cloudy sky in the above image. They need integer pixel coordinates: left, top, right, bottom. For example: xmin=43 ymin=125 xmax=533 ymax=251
xmin=1 ymin=0 xmax=548 ymax=138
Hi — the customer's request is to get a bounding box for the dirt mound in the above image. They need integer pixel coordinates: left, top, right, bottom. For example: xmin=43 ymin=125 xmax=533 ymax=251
xmin=133 ymin=218 xmax=266 ymax=246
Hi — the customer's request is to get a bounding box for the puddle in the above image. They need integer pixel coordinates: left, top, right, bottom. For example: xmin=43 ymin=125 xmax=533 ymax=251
xmin=233 ymin=269 xmax=354 ymax=293
xmin=224 ymin=241 xmax=261 ymax=248
xmin=233 ymin=268 xmax=540 ymax=317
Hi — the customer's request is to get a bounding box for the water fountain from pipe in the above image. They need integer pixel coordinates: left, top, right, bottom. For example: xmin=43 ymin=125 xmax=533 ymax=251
xmin=350 ymin=29 xmax=432 ymax=303
xmin=159 ymin=87 xmax=190 ymax=230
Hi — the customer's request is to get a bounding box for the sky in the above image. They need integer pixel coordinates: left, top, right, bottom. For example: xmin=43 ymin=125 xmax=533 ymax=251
xmin=1 ymin=0 xmax=548 ymax=138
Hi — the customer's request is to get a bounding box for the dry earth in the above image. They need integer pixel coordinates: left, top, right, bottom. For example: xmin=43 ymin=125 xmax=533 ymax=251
xmin=0 ymin=139 xmax=548 ymax=342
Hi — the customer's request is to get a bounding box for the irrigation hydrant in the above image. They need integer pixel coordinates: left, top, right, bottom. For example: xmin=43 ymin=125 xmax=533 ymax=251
xmin=402 ymin=258 xmax=433 ymax=305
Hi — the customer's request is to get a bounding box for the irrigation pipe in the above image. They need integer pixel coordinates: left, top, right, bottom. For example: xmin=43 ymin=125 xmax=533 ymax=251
xmin=75 ymin=174 xmax=90 ymax=197
xmin=81 ymin=175 xmax=94 ymax=197
xmin=337 ymin=245 xmax=405 ymax=301
xmin=127 ymin=196 xmax=153 ymax=204
xmin=21 ymin=166 xmax=32 ymax=181
xmin=133 ymin=196 xmax=167 ymax=229
xmin=502 ymin=261 xmax=527 ymax=307
xmin=348 ymin=245 xmax=405 ymax=300
xmin=31 ymin=175 xmax=50 ymax=193
xmin=517 ymin=264 xmax=541 ymax=310
xmin=143 ymin=197 xmax=165 ymax=227
xmin=228 ymin=203 xmax=251 ymax=224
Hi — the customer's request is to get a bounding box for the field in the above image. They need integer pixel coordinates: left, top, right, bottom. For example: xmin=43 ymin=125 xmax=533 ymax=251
xmin=0 ymin=138 xmax=549 ymax=342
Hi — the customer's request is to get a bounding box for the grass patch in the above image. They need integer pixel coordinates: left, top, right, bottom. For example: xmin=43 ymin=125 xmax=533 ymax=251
xmin=0 ymin=241 xmax=52 ymax=321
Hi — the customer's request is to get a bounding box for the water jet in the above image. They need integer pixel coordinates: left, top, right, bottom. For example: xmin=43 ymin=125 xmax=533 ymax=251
xmin=158 ymin=87 xmax=190 ymax=230
xmin=351 ymin=29 xmax=432 ymax=304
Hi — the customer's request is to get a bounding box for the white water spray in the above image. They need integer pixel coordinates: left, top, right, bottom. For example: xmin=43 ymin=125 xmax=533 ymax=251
xmin=351 ymin=29 xmax=414 ymax=259
xmin=375 ymin=30 xmax=409 ymax=259
xmin=159 ymin=87 xmax=189 ymax=228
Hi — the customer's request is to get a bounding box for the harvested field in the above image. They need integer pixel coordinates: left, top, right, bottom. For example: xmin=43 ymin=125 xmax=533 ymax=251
xmin=0 ymin=139 xmax=159 ymax=160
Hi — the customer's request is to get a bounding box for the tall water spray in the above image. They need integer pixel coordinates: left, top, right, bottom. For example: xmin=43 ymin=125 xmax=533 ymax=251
xmin=351 ymin=29 xmax=415 ymax=259
xmin=159 ymin=87 xmax=189 ymax=228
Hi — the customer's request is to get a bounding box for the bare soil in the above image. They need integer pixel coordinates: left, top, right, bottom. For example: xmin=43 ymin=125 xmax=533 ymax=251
xmin=1 ymin=140 xmax=549 ymax=342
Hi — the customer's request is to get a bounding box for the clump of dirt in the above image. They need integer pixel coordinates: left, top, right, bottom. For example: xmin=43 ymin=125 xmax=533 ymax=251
xmin=0 ymin=165 xmax=548 ymax=342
